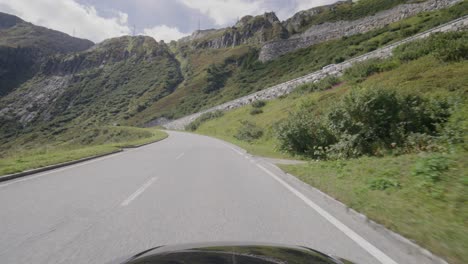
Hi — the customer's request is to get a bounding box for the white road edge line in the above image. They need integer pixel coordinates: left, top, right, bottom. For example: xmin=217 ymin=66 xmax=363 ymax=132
xmin=225 ymin=141 xmax=397 ymax=263
xmin=256 ymin=164 xmax=398 ymax=264
xmin=0 ymin=152 xmax=123 ymax=188
xmin=121 ymin=177 xmax=158 ymax=207
xmin=175 ymin=153 xmax=185 ymax=160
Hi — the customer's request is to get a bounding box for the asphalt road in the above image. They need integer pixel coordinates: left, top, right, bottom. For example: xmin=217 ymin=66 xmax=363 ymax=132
xmin=0 ymin=131 xmax=442 ymax=264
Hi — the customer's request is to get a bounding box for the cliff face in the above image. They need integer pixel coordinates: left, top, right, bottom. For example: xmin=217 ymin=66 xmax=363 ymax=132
xmin=179 ymin=12 xmax=288 ymax=49
xmin=283 ymin=0 xmax=354 ymax=34
xmin=259 ymin=0 xmax=461 ymax=62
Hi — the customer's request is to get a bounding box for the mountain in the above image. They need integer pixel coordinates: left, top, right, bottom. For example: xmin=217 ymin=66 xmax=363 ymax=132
xmin=0 ymin=12 xmax=94 ymax=96
xmin=0 ymin=0 xmax=466 ymax=145
xmin=0 ymin=36 xmax=181 ymax=138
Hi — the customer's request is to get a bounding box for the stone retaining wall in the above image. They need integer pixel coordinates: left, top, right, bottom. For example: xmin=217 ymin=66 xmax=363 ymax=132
xmin=163 ymin=15 xmax=468 ymax=130
xmin=259 ymin=0 xmax=461 ymax=62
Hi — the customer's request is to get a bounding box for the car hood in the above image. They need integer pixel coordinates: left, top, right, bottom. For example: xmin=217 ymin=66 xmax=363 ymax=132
xmin=116 ymin=242 xmax=355 ymax=264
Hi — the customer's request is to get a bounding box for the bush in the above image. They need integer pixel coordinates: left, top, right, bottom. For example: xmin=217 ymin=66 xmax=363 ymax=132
xmin=403 ymin=133 xmax=443 ymax=153
xmin=275 ymin=112 xmax=336 ymax=159
xmin=295 ymin=76 xmax=341 ymax=94
xmin=276 ymin=88 xmax=452 ymax=159
xmin=250 ymin=108 xmax=263 ymax=115
xmin=369 ymin=178 xmax=400 ymax=190
xmin=252 ymin=100 xmax=266 ymax=108
xmin=343 ymin=59 xmax=398 ymax=83
xmin=235 ymin=121 xmax=264 ymax=142
xmin=440 ymin=102 xmax=467 ymax=150
xmin=204 ymin=64 xmax=230 ymax=93
xmin=412 ymin=154 xmax=450 ymax=183
xmin=186 ymin=110 xmax=224 ymax=131
xmin=394 ymin=31 xmax=468 ymax=62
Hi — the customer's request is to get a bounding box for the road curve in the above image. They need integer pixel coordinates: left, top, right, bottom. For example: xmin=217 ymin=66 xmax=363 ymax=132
xmin=0 ymin=131 xmax=441 ymax=264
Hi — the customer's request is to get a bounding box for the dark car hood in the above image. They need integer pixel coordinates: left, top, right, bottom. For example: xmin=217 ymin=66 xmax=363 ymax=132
xmin=117 ymin=242 xmax=354 ymax=264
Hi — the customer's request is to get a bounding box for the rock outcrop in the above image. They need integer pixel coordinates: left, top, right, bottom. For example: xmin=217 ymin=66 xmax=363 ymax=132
xmin=259 ymin=0 xmax=461 ymax=62
xmin=178 ymin=12 xmax=288 ymax=49
xmin=163 ymin=15 xmax=468 ymax=130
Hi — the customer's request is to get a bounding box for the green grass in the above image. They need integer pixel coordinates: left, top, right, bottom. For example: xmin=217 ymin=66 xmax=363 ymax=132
xmin=279 ymin=152 xmax=468 ymax=264
xmin=0 ymin=127 xmax=167 ymax=176
xmin=195 ymin=56 xmax=467 ymax=157
xmin=193 ymin=54 xmax=468 ymax=263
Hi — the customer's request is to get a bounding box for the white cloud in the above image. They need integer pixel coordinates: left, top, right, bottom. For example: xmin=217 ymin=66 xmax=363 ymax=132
xmin=179 ymin=0 xmax=265 ymax=26
xmin=294 ymin=0 xmax=341 ymax=14
xmin=0 ymin=0 xmax=131 ymax=43
xmin=178 ymin=0 xmax=339 ymax=26
xmin=143 ymin=25 xmax=189 ymax=42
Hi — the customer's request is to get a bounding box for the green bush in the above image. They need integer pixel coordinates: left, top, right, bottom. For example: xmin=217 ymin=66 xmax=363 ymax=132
xmin=250 ymin=108 xmax=263 ymax=115
xmin=252 ymin=100 xmax=266 ymax=108
xmin=186 ymin=110 xmax=224 ymax=131
xmin=235 ymin=121 xmax=264 ymax=142
xmin=343 ymin=59 xmax=399 ymax=83
xmin=295 ymin=76 xmax=341 ymax=94
xmin=275 ymin=111 xmax=336 ymax=159
xmin=440 ymin=102 xmax=467 ymax=150
xmin=204 ymin=64 xmax=230 ymax=93
xmin=369 ymin=178 xmax=400 ymax=190
xmin=276 ymin=88 xmax=452 ymax=159
xmin=412 ymin=154 xmax=450 ymax=183
xmin=394 ymin=31 xmax=468 ymax=62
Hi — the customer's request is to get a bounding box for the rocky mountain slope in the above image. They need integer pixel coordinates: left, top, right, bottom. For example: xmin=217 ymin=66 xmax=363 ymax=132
xmin=0 ymin=0 xmax=466 ymax=147
xmin=0 ymin=12 xmax=94 ymax=96
xmin=0 ymin=36 xmax=181 ymax=139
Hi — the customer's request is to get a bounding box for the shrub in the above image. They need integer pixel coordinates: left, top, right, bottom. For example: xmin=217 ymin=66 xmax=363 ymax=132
xmin=235 ymin=121 xmax=264 ymax=142
xmin=250 ymin=108 xmax=263 ymax=115
xmin=295 ymin=76 xmax=341 ymax=94
xmin=394 ymin=31 xmax=468 ymax=62
xmin=369 ymin=178 xmax=400 ymax=190
xmin=403 ymin=133 xmax=443 ymax=153
xmin=440 ymin=102 xmax=467 ymax=150
xmin=276 ymin=88 xmax=452 ymax=159
xmin=275 ymin=112 xmax=336 ymax=159
xmin=343 ymin=58 xmax=398 ymax=83
xmin=204 ymin=64 xmax=230 ymax=93
xmin=412 ymin=154 xmax=450 ymax=183
xmin=252 ymin=100 xmax=266 ymax=108
xmin=186 ymin=110 xmax=224 ymax=131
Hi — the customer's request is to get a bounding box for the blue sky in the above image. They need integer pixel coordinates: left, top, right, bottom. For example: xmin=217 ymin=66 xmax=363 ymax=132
xmin=0 ymin=0 xmax=338 ymax=43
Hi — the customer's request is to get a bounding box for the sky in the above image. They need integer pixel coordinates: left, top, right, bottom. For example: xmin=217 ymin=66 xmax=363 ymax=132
xmin=0 ymin=0 xmax=339 ymax=43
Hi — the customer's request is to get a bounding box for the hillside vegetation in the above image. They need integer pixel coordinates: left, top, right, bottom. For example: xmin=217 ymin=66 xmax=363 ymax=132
xmin=0 ymin=126 xmax=167 ymax=176
xmin=0 ymin=1 xmax=466 ymax=141
xmin=145 ymin=0 xmax=467 ymax=121
xmin=192 ymin=31 xmax=468 ymax=264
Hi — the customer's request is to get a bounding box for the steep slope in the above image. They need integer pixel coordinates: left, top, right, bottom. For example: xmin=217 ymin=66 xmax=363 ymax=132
xmin=142 ymin=0 xmax=468 ymax=124
xmin=260 ymin=0 xmax=461 ymax=61
xmin=0 ymin=36 xmax=182 ymax=142
xmin=0 ymin=12 xmax=94 ymax=96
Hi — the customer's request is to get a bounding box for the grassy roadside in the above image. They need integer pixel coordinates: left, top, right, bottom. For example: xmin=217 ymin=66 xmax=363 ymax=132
xmin=279 ymin=152 xmax=468 ymax=264
xmin=194 ymin=99 xmax=294 ymax=159
xmin=193 ymin=54 xmax=467 ymax=264
xmin=0 ymin=127 xmax=167 ymax=176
